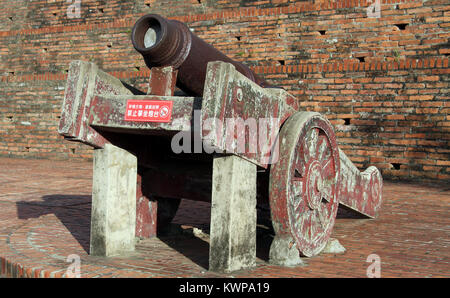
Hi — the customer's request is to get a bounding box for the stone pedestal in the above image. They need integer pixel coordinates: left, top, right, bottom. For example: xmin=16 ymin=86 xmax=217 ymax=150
xmin=209 ymin=155 xmax=257 ymax=273
xmin=90 ymin=143 xmax=137 ymax=257
xmin=269 ymin=235 xmax=304 ymax=267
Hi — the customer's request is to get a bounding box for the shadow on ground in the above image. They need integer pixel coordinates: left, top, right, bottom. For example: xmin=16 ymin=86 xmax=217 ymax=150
xmin=159 ymin=233 xmax=211 ymax=270
xmin=15 ymin=195 xmax=371 ymax=269
xmin=16 ymin=194 xmax=92 ymax=253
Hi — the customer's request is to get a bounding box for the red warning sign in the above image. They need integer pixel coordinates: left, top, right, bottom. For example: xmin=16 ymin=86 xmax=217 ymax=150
xmin=124 ymin=100 xmax=173 ymax=122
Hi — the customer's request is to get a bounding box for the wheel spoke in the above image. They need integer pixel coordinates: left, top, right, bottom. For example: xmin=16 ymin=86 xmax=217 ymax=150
xmin=304 ymin=128 xmax=319 ymax=163
xmin=293 ymin=152 xmax=306 ymax=178
xmin=320 ymin=157 xmax=335 ymax=204
xmin=321 ymin=157 xmax=335 ymax=179
xmin=316 ymin=134 xmax=329 ymax=161
xmin=305 ymin=212 xmax=313 ymax=242
xmin=297 ymin=211 xmax=309 ymax=235
xmin=308 ymin=217 xmax=313 ymax=242
xmin=316 ymin=208 xmax=324 ymax=231
xmin=310 ymin=211 xmax=317 ymax=242
xmin=291 ymin=179 xmax=304 ymax=213
xmin=292 ymin=179 xmax=303 ymax=196
xmin=322 ymin=184 xmax=332 ymax=202
xmin=322 ymin=202 xmax=329 ymax=221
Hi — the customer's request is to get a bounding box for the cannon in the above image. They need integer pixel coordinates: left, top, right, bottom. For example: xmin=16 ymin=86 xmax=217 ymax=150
xmin=131 ymin=14 xmax=269 ymax=96
xmin=58 ymin=14 xmax=383 ymax=272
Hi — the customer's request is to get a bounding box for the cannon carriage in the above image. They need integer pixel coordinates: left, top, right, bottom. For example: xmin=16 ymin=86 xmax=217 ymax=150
xmin=58 ymin=14 xmax=382 ymax=272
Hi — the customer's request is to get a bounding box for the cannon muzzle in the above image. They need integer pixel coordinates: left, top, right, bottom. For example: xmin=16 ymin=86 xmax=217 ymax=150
xmin=131 ymin=14 xmax=269 ymax=96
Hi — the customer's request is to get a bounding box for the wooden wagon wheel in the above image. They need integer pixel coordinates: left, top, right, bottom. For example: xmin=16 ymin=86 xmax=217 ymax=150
xmin=269 ymin=111 xmax=341 ymax=257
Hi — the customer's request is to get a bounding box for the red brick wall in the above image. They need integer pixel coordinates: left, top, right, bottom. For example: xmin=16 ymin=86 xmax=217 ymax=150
xmin=0 ymin=0 xmax=449 ymax=181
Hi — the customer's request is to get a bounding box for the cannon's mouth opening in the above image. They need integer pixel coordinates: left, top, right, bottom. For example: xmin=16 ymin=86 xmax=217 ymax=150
xmin=132 ymin=14 xmax=164 ymax=52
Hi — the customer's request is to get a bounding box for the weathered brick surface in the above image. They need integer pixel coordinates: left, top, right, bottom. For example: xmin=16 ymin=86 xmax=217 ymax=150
xmin=0 ymin=157 xmax=449 ymax=278
xmin=0 ymin=0 xmax=449 ymax=181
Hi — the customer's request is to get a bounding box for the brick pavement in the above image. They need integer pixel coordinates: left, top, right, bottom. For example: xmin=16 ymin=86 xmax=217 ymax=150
xmin=0 ymin=157 xmax=449 ymax=278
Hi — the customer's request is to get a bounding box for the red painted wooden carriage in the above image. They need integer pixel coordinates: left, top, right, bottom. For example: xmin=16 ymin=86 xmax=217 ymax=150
xmin=58 ymin=14 xmax=382 ymax=271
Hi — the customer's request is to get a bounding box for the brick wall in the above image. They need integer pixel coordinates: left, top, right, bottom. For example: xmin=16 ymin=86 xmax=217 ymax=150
xmin=0 ymin=0 xmax=448 ymax=180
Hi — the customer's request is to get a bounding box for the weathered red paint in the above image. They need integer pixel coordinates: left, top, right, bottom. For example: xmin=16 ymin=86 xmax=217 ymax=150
xmin=58 ymin=61 xmax=133 ymax=148
xmin=135 ymin=66 xmax=181 ymax=238
xmin=201 ymin=61 xmax=297 ymax=168
xmin=136 ymin=174 xmax=157 ymax=238
xmin=337 ymin=150 xmax=383 ymax=218
xmin=59 ymin=58 xmax=383 ymax=260
xmin=269 ymin=112 xmax=341 ymax=257
xmin=147 ymin=66 xmax=178 ymax=96
xmin=89 ymin=94 xmax=195 ymax=134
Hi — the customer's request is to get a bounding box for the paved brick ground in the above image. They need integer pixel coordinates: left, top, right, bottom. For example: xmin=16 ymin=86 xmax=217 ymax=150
xmin=0 ymin=157 xmax=449 ymax=278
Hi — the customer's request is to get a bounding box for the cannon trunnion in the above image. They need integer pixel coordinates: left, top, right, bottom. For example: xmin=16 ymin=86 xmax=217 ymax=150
xmin=58 ymin=14 xmax=383 ymax=272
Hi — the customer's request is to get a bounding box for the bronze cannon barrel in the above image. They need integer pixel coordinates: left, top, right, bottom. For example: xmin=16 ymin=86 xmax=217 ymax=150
xmin=131 ymin=14 xmax=269 ymax=96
